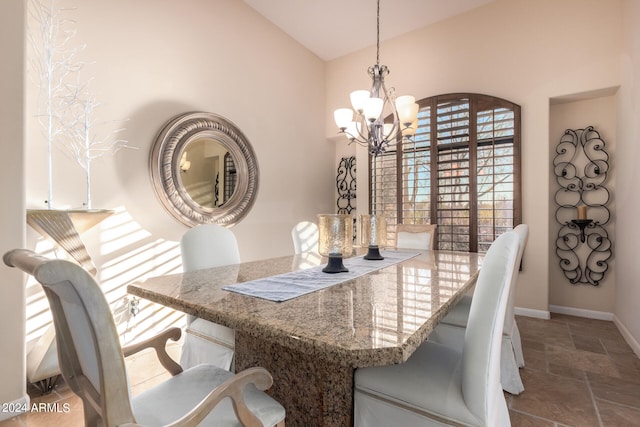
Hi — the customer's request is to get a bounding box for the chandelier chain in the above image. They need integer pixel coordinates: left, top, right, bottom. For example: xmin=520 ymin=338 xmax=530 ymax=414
xmin=376 ymin=0 xmax=380 ymax=65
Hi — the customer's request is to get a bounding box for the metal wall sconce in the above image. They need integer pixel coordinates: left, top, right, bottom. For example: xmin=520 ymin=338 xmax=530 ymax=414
xmin=554 ymin=126 xmax=612 ymax=286
xmin=336 ymin=156 xmax=356 ymax=215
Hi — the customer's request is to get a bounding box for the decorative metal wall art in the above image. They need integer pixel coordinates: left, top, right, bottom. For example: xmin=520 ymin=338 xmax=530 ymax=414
xmin=554 ymin=126 xmax=612 ymax=286
xmin=336 ymin=156 xmax=356 ymax=214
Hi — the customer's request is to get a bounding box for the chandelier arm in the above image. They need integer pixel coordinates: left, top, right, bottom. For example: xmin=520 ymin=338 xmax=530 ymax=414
xmin=340 ymin=113 xmax=376 ymax=144
xmin=379 ymin=79 xmax=400 ymax=139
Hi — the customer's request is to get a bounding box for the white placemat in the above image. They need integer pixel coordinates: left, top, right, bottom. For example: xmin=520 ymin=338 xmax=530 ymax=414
xmin=222 ymin=250 xmax=419 ymax=302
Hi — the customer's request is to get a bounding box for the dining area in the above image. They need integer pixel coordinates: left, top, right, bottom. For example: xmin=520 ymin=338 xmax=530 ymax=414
xmin=126 ymin=236 xmax=485 ymax=426
xmin=7 ymin=179 xmax=639 ymax=427
xmin=4 ymin=211 xmax=533 ymax=426
xmin=121 ymin=211 xmax=529 ymax=426
xmin=3 ymin=98 xmax=537 ymax=426
xmin=6 ymin=1 xmax=640 ymax=426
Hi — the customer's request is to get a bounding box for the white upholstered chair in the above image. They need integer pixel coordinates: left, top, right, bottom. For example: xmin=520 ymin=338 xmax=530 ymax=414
xmin=3 ymin=249 xmax=285 ymax=427
xmin=395 ymin=223 xmax=437 ymax=251
xmin=429 ymin=224 xmax=529 ymax=395
xmin=291 ymin=221 xmax=319 ymax=254
xmin=354 ymin=231 xmax=520 ymax=427
xmin=180 ymin=224 xmax=240 ymax=371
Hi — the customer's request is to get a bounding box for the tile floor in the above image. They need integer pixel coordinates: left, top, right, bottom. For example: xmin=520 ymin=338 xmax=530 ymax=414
xmin=1 ymin=314 xmax=639 ymax=426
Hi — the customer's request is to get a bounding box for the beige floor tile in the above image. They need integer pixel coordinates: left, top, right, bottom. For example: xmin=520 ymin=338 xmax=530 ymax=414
xmin=601 ymin=335 xmax=636 ymax=354
xmin=546 ymin=344 xmax=621 ymax=378
xmin=18 ymin=395 xmax=84 ymax=427
xmin=571 ymin=334 xmax=606 ymax=354
xmin=0 ymin=417 xmax=23 ymax=427
xmin=522 ymin=345 xmax=546 ymax=372
xmin=508 ymin=410 xmax=555 ymax=426
xmin=563 ymin=317 xmax=623 ymax=339
xmin=588 ymin=371 xmax=640 ymax=409
xmin=607 ymin=351 xmax=640 ymax=384
xmin=519 ymin=317 xmax=575 ymax=349
xmin=510 ymin=369 xmax=601 ymax=427
xmin=547 ymin=362 xmax=587 ymax=381
xmin=596 ymin=399 xmax=640 ymax=427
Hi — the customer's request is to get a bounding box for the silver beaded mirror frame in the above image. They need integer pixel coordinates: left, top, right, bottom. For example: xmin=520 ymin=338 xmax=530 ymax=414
xmin=150 ymin=111 xmax=259 ymax=227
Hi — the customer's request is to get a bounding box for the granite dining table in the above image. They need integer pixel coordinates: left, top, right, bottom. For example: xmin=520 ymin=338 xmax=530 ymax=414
xmin=127 ymin=249 xmax=482 ymax=427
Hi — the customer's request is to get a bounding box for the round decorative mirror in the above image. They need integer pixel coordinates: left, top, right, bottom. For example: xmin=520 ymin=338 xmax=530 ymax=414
xmin=150 ymin=112 xmax=259 ymax=227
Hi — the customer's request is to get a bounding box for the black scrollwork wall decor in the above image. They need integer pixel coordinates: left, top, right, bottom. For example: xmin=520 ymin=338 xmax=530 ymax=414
xmin=337 ymin=156 xmax=356 ymax=214
xmin=554 ymin=126 xmax=612 ymax=286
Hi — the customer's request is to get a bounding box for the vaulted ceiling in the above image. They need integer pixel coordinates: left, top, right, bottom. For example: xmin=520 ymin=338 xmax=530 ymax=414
xmin=243 ymin=0 xmax=494 ymax=61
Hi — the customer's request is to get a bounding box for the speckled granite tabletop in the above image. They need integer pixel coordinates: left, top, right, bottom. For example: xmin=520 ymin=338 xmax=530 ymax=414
xmin=127 ymin=249 xmax=482 ymax=368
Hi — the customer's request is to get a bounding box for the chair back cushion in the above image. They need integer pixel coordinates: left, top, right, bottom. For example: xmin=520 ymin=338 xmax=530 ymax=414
xmin=503 ymin=224 xmax=529 ymax=331
xmin=291 ymin=221 xmax=319 ymax=254
xmin=395 ymin=223 xmax=437 ymax=250
xmin=4 ymin=250 xmax=135 ymax=426
xmin=462 ymin=232 xmax=519 ymax=423
xmin=180 ymin=224 xmax=241 ymax=272
xmin=396 ymin=231 xmax=432 ymax=251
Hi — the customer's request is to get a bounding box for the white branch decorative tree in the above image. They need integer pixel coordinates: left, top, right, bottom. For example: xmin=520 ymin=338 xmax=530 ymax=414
xmin=29 ymin=0 xmax=132 ymax=209
xmin=58 ymin=77 xmax=133 ymax=209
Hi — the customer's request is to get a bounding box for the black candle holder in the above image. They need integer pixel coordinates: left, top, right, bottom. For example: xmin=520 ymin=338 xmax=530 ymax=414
xmin=322 ymin=253 xmax=349 ymax=273
xmin=571 ymin=219 xmax=593 ymax=243
xmin=364 ymin=245 xmax=384 ymax=260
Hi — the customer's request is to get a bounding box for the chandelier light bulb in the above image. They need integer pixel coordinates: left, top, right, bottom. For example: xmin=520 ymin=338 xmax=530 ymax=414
xmin=345 ymin=122 xmax=360 ymax=140
xmin=396 ymin=96 xmax=419 ymax=126
xmin=350 ymin=90 xmax=370 ymax=113
xmin=334 ymin=108 xmax=354 ymax=130
xmin=402 ymin=119 xmax=419 ymax=137
xmin=363 ymin=97 xmax=384 ymax=122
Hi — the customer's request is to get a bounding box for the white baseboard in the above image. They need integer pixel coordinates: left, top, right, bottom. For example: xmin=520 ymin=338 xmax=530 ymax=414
xmin=0 ymin=395 xmax=30 ymax=422
xmin=514 ymin=307 xmax=550 ymax=319
xmin=549 ymin=304 xmax=614 ymax=321
xmin=613 ymin=315 xmax=640 ymax=359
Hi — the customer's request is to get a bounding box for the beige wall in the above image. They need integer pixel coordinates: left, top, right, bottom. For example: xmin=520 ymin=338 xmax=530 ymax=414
xmin=326 ymin=0 xmax=623 ymax=317
xmin=22 ymin=0 xmax=333 ymax=358
xmin=548 ymin=95 xmax=617 ymax=314
xmin=616 ymin=0 xmax=640 ymax=351
xmin=26 ymin=0 xmax=333 ymax=258
xmin=0 ymin=0 xmax=27 ymax=416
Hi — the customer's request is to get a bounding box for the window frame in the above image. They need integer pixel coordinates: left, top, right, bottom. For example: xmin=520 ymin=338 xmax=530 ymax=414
xmin=369 ymin=93 xmax=522 ymax=252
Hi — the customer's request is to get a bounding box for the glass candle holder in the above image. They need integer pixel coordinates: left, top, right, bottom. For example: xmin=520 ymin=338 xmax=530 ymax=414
xmin=360 ymin=213 xmax=387 ymax=260
xmin=317 ymin=214 xmax=353 ymax=273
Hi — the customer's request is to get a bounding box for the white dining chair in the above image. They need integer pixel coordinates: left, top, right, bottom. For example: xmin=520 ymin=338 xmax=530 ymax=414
xmin=429 ymin=224 xmax=529 ymax=395
xmin=354 ymin=231 xmax=520 ymax=427
xmin=180 ymin=223 xmax=240 ymax=371
xmin=395 ymin=223 xmax=437 ymax=251
xmin=291 ymin=221 xmax=319 ymax=254
xmin=4 ymin=248 xmax=286 ymax=427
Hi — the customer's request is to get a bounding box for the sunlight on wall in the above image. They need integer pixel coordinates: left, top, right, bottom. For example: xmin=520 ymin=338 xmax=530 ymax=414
xmin=25 ymin=207 xmax=186 ymax=352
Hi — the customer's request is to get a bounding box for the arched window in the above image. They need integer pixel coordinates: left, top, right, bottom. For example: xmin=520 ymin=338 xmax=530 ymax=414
xmin=371 ymin=93 xmax=521 ymax=252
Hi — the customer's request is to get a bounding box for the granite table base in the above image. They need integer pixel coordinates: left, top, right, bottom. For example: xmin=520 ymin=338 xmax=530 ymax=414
xmin=235 ymin=331 xmax=354 ymax=427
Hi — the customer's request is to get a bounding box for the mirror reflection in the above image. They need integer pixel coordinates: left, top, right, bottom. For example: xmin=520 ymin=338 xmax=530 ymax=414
xmin=179 ymin=138 xmax=237 ymax=208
